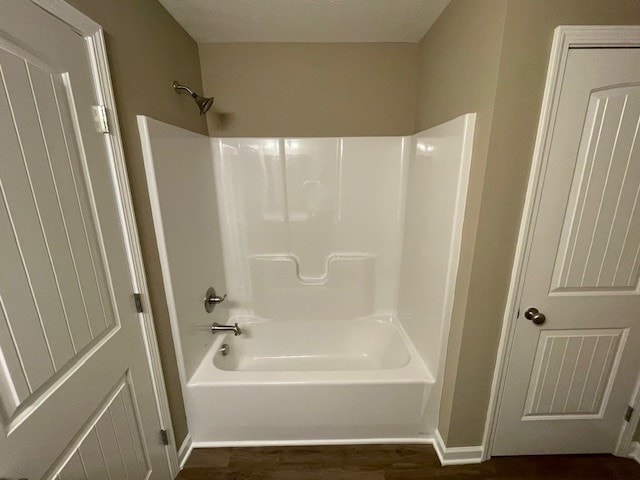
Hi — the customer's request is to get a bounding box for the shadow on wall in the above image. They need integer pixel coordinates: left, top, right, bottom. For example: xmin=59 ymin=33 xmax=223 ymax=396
xmin=209 ymin=111 xmax=234 ymax=131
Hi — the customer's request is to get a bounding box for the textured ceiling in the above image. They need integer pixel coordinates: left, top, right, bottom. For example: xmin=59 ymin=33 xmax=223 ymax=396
xmin=157 ymin=0 xmax=451 ymax=43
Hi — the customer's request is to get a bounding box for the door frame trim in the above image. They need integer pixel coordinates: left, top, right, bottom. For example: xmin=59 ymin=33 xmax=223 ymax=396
xmin=483 ymin=25 xmax=640 ymax=461
xmin=29 ymin=0 xmax=179 ymax=475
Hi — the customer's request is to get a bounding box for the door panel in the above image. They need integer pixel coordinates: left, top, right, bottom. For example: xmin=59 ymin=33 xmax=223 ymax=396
xmin=0 ymin=34 xmax=120 ymax=426
xmin=0 ymin=44 xmax=119 ymax=420
xmin=0 ymin=2 xmax=171 ymax=478
xmin=552 ymin=86 xmax=640 ymax=293
xmin=493 ymin=48 xmax=640 ymax=455
xmin=522 ymin=329 xmax=627 ymax=418
xmin=46 ymin=374 xmax=149 ymax=480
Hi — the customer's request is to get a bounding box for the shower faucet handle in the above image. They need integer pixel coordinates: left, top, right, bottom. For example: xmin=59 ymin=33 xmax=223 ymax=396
xmin=204 ymin=286 xmax=227 ymax=313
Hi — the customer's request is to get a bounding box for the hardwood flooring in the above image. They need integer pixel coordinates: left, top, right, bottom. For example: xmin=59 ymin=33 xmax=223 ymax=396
xmin=177 ymin=445 xmax=640 ymax=479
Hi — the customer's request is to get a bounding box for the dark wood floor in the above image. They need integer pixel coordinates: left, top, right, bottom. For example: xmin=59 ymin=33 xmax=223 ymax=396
xmin=176 ymin=445 xmax=640 ymax=479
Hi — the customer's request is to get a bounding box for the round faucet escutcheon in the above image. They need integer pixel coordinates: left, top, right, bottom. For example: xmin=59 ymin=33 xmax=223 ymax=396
xmin=204 ymin=286 xmax=226 ymax=313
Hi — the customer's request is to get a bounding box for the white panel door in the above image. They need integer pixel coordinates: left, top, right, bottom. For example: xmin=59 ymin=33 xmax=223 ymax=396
xmin=493 ymin=48 xmax=640 ymax=455
xmin=0 ymin=2 xmax=171 ymax=478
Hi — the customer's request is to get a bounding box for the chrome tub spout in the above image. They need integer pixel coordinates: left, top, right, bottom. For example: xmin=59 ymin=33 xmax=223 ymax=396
xmin=211 ymin=322 xmax=242 ymax=336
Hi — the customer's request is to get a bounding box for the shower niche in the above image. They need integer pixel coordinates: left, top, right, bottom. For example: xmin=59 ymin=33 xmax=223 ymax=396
xmin=139 ymin=114 xmax=475 ymax=445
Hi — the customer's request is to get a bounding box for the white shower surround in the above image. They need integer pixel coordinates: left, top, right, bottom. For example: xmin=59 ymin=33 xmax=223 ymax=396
xmin=138 ymin=113 xmax=475 ymax=447
xmin=213 ymin=134 xmax=409 ymax=318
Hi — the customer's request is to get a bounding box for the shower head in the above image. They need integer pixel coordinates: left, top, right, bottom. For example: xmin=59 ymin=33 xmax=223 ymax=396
xmin=173 ymin=81 xmax=214 ymax=115
xmin=195 ymin=95 xmax=214 ymax=116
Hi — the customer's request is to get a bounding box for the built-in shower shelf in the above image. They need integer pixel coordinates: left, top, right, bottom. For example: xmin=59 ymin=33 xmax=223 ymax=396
xmin=250 ymin=254 xmax=375 ymax=320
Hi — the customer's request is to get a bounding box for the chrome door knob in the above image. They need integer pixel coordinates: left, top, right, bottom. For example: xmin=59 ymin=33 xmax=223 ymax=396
xmin=524 ymin=307 xmax=546 ymax=325
xmin=204 ymin=286 xmax=227 ymax=313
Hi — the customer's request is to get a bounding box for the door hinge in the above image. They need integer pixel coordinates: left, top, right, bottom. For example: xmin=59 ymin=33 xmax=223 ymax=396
xmin=624 ymin=405 xmax=634 ymax=422
xmin=160 ymin=429 xmax=169 ymax=445
xmin=93 ymin=104 xmax=110 ymax=134
xmin=133 ymin=293 xmax=143 ymax=313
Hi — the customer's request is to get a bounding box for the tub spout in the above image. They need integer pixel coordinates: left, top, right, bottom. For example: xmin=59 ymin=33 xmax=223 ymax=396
xmin=211 ymin=322 xmax=242 ymax=336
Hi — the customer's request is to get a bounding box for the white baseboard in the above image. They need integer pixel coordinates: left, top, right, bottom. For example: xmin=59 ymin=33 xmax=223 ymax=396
xmin=192 ymin=437 xmax=434 ymax=448
xmin=177 ymin=433 xmax=193 ymax=470
xmin=187 ymin=433 xmax=484 ymax=467
xmin=433 ymin=430 xmax=484 ymax=466
xmin=630 ymin=441 xmax=640 ymax=465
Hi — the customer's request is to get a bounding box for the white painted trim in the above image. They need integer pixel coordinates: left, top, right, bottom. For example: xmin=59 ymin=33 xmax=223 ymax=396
xmin=433 ymin=430 xmax=483 ymax=466
xmin=616 ymin=372 xmax=640 ymax=457
xmin=630 ymin=441 xmax=640 ymax=465
xmin=192 ymin=433 xmax=482 ymax=467
xmin=30 ymin=1 xmax=179 ymax=477
xmin=178 ymin=433 xmax=193 ymax=470
xmin=483 ymin=25 xmax=640 ymax=461
xmin=31 ymin=0 xmax=100 ymax=33
xmin=193 ymin=437 xmax=434 ymax=448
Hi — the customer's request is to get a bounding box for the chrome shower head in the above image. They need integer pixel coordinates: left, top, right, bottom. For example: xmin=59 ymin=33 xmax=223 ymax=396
xmin=173 ymin=81 xmax=214 ymax=115
xmin=195 ymin=95 xmax=214 ymax=116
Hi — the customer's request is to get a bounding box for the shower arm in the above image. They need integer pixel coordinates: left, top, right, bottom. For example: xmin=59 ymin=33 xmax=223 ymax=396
xmin=173 ymin=82 xmax=197 ymax=98
xmin=173 ymin=80 xmax=214 ymax=115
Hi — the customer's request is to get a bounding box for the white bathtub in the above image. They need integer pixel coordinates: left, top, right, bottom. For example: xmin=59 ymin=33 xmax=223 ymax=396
xmin=186 ymin=316 xmax=434 ymax=445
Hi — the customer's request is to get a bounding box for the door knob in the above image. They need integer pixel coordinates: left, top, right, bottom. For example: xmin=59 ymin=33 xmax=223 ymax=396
xmin=204 ymin=286 xmax=227 ymax=313
xmin=524 ymin=307 xmax=546 ymax=325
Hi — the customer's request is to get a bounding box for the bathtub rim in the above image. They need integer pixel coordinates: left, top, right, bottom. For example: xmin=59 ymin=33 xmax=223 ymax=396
xmin=188 ymin=314 xmax=434 ymax=387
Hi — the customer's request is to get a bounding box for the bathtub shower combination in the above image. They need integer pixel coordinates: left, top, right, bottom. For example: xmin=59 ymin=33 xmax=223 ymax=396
xmin=139 ymin=113 xmax=475 ymax=446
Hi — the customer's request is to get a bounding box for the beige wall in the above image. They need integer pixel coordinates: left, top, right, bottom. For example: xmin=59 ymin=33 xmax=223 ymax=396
xmin=63 ymin=0 xmax=640 ymax=450
xmin=199 ymin=43 xmax=418 ymax=137
xmin=423 ymin=0 xmax=640 ymax=447
xmin=414 ymin=0 xmax=508 ymax=445
xmin=66 ymin=0 xmax=208 ymax=446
